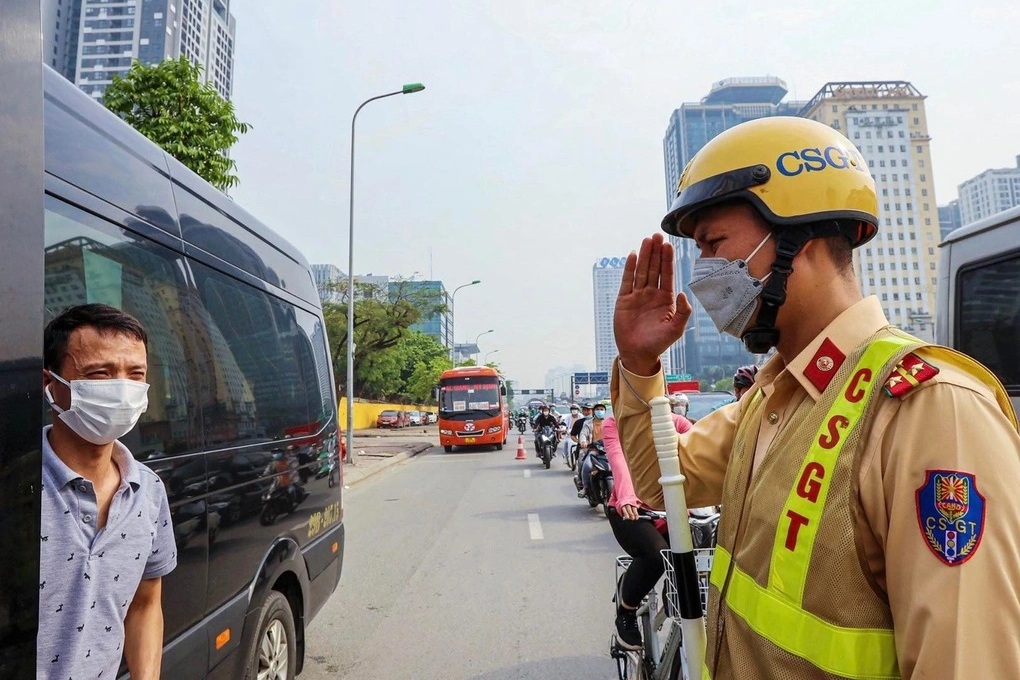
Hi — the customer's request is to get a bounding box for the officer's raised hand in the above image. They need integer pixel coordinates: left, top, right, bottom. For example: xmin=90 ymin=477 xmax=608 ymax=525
xmin=614 ymin=232 xmax=692 ymax=376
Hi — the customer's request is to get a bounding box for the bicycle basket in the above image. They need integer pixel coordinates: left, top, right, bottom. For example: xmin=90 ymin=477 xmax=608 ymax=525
xmin=660 ymin=547 xmax=714 ymax=619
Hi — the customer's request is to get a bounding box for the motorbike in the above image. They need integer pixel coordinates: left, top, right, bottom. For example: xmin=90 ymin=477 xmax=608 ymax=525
xmin=536 ymin=425 xmax=557 ymax=469
xmin=579 ymin=440 xmax=614 ymax=518
xmin=314 ymin=448 xmax=339 ymax=488
xmin=516 ymin=415 xmax=528 ymax=434
xmin=259 ymin=477 xmax=308 ymax=526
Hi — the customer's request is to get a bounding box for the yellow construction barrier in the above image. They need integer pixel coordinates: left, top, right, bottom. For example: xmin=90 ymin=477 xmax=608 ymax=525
xmin=337 ymin=399 xmax=436 ymax=430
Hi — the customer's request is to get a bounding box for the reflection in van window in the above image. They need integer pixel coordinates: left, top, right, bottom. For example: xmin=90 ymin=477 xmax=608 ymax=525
xmin=192 ymin=264 xmax=333 ymax=446
xmin=958 ymin=254 xmax=1020 ymax=390
xmin=43 ymin=199 xmax=205 ymax=457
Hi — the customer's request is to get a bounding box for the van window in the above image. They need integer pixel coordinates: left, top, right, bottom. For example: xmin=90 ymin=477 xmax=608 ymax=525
xmin=191 ymin=263 xmax=333 ymax=446
xmin=44 ymin=198 xmax=205 ymax=457
xmin=958 ymin=253 xmax=1020 ymax=391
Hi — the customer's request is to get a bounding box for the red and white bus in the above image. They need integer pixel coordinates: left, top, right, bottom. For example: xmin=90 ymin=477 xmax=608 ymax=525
xmin=437 ymin=366 xmax=510 ymax=452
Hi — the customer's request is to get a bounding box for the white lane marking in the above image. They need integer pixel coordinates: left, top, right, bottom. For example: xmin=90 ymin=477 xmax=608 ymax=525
xmin=528 ymin=513 xmax=544 ymax=540
xmin=523 ymin=469 xmax=531 ymax=478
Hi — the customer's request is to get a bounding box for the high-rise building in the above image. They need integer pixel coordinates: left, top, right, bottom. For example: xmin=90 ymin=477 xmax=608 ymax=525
xmin=957 ymin=156 xmax=1020 ymax=226
xmin=662 ymin=77 xmax=804 ymax=378
xmin=800 ymin=81 xmax=940 ymax=340
xmin=592 ymin=257 xmax=671 ymax=374
xmin=938 ymin=201 xmax=962 ymax=241
xmin=311 ymin=263 xmax=345 ymax=304
xmin=391 ymin=280 xmax=454 ymax=352
xmin=43 ymin=0 xmax=236 ymax=100
xmin=354 ymin=274 xmax=390 ymax=301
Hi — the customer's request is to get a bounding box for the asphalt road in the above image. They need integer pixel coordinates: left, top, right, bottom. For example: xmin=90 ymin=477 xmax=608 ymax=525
xmin=299 ymin=433 xmax=624 ymax=680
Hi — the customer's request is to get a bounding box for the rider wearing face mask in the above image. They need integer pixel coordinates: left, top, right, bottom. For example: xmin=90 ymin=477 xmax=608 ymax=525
xmin=531 ymin=404 xmax=559 ymax=454
xmin=611 ymin=117 xmax=1020 ymax=678
xmin=562 ymin=403 xmax=581 ymax=460
xmin=669 ymin=393 xmax=690 ymax=418
xmin=574 ymin=402 xmax=608 ymax=497
xmin=39 ymin=304 xmax=176 ymax=680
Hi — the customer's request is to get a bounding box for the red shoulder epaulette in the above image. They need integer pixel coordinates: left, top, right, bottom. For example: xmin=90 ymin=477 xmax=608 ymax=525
xmin=883 ymin=352 xmax=940 ymax=398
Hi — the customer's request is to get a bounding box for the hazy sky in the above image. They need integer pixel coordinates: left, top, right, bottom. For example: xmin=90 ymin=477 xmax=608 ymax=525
xmin=229 ymin=0 xmax=1020 ymax=389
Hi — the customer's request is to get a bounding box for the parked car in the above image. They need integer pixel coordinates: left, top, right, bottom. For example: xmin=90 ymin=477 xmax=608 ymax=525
xmin=377 ymin=410 xmax=402 ymax=428
xmin=408 ymin=410 xmax=423 ymax=426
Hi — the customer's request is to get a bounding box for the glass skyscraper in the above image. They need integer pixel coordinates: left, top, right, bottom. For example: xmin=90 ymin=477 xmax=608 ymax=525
xmin=43 ymin=0 xmax=236 ymax=101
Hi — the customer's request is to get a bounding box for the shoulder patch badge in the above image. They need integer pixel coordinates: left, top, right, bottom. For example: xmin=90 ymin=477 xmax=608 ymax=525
xmin=915 ymin=470 xmax=985 ymax=566
xmin=884 ymin=352 xmax=939 ymax=397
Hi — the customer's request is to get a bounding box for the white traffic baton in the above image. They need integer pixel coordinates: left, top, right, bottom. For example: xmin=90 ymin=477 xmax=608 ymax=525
xmin=649 ymin=395 xmax=706 ymax=678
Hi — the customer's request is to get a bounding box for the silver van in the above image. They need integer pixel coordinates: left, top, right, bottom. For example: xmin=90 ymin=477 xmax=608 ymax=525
xmin=937 ymin=204 xmax=1020 ymax=412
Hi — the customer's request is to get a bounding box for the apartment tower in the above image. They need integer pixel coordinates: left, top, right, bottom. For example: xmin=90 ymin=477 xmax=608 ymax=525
xmin=800 ymin=81 xmax=940 ymax=341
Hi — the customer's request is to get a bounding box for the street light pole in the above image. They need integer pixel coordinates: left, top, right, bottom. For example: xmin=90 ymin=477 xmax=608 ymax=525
xmin=450 ymin=279 xmax=480 ymax=362
xmin=474 ymin=329 xmax=494 ymax=363
xmin=483 ymin=349 xmax=499 ymax=364
xmin=346 ymin=82 xmax=425 ymax=465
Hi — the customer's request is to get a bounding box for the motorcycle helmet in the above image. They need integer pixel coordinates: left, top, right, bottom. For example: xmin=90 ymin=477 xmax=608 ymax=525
xmin=669 ymin=393 xmax=690 ymax=416
xmin=663 ymin=117 xmax=878 ymax=243
xmin=733 ymin=365 xmax=759 ymax=390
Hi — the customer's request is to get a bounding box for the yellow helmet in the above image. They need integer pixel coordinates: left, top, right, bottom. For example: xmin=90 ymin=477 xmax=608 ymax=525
xmin=662 ymin=117 xmax=878 ymax=247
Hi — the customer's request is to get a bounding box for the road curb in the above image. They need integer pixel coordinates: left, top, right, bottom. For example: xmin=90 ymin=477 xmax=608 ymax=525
xmin=343 ymin=441 xmax=434 ymax=488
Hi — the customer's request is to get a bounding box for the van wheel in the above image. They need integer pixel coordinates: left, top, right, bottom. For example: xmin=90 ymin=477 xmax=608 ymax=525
xmin=244 ymin=590 xmax=297 ymax=680
xmin=496 ymin=443 xmax=504 ymax=451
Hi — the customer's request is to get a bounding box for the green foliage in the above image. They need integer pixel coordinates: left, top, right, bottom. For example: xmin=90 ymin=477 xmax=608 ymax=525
xmin=710 ymin=377 xmax=735 ymax=393
xmin=397 ymin=332 xmax=453 ymax=403
xmin=103 ymin=57 xmax=251 ymax=191
xmin=323 ymin=279 xmax=448 ymax=401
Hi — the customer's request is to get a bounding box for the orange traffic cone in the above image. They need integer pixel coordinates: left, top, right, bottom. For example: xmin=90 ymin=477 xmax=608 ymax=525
xmin=515 ymin=435 xmax=527 ymax=460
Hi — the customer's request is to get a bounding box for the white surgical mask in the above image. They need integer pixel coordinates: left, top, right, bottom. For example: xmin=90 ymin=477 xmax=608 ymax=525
xmin=672 ymin=405 xmax=687 ymax=416
xmin=689 ymin=233 xmax=772 ymax=339
xmin=46 ymin=372 xmax=149 ymax=445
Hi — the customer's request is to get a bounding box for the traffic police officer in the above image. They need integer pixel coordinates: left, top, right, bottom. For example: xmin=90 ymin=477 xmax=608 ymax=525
xmin=611 ymin=116 xmax=1020 ymax=678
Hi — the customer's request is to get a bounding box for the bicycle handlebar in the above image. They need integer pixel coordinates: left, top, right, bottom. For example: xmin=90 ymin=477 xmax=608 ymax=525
xmin=635 ymin=508 xmax=720 ymax=526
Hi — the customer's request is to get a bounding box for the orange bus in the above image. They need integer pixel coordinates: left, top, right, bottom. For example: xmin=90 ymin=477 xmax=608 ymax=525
xmin=437 ymin=366 xmax=510 ymax=452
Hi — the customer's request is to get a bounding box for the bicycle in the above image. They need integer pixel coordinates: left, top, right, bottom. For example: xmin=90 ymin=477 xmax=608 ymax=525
xmin=609 ymin=396 xmax=715 ymax=680
xmin=610 ymin=512 xmax=718 ymax=680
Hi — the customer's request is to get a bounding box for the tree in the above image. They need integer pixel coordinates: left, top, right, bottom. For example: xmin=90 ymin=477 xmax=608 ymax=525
xmin=392 ymin=331 xmax=452 ymax=403
xmin=103 ymin=57 xmax=251 ymax=191
xmin=405 ymin=355 xmax=452 ymax=403
xmin=323 ymin=279 xmax=447 ymax=400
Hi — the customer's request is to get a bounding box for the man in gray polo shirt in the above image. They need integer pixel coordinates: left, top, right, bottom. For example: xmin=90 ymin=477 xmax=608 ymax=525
xmin=38 ymin=304 xmax=176 ymax=679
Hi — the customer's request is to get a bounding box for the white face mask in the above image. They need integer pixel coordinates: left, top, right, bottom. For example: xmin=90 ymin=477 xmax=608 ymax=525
xmin=672 ymin=405 xmax=687 ymax=416
xmin=689 ymin=233 xmax=773 ymax=339
xmin=46 ymin=372 xmax=149 ymax=445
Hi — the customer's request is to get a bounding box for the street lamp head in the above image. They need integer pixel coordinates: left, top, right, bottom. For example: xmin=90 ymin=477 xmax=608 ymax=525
xmin=470 ymin=279 xmax=481 ymax=285
xmin=402 ymin=83 xmax=426 ymax=94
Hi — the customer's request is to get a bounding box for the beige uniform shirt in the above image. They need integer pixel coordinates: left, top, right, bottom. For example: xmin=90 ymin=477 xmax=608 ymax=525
xmin=611 ymin=296 xmax=1020 ymax=678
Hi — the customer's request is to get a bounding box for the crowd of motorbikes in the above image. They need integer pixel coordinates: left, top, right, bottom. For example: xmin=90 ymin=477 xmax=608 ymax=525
xmin=518 ymin=407 xmax=614 ymax=515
